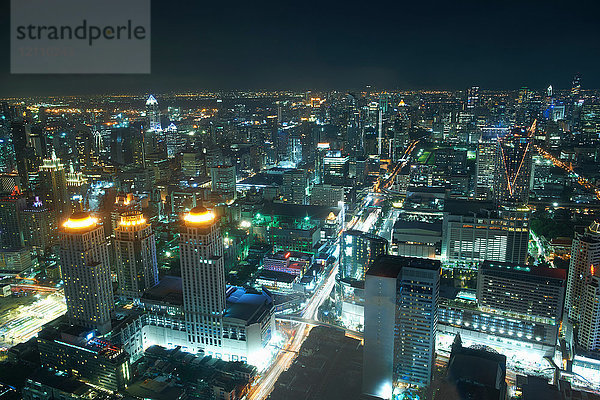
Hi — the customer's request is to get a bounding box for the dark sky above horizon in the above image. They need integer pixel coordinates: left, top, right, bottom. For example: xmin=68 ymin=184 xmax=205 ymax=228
xmin=1 ymin=0 xmax=599 ymax=96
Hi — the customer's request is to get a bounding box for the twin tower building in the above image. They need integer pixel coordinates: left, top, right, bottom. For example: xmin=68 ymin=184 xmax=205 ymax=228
xmin=58 ymin=206 xmax=263 ymax=360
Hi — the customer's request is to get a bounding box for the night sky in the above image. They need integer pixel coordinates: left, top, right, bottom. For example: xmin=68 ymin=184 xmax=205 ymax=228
xmin=1 ymin=0 xmax=599 ymax=96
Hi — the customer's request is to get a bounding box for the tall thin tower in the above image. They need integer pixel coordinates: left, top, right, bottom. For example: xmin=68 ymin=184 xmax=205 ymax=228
xmin=146 ymin=95 xmax=161 ymax=132
xmin=114 ymin=210 xmax=158 ymax=301
xmin=59 ymin=212 xmax=114 ymax=334
xmin=180 ymin=206 xmax=226 ymax=354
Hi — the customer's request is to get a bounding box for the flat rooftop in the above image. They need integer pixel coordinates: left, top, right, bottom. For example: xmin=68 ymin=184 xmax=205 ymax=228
xmin=224 ymin=286 xmax=273 ymax=324
xmin=481 ymin=261 xmax=567 ymax=281
xmin=142 ymin=276 xmax=184 ymax=306
xmin=366 ymin=255 xmax=440 ymax=278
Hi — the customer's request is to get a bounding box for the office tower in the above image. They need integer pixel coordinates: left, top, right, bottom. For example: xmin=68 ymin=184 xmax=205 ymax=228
xmin=11 ymin=120 xmax=31 ymax=189
xmin=114 ymin=210 xmax=159 ymax=301
xmin=571 ymin=73 xmax=581 ymax=98
xmin=39 ymin=151 xmax=69 ymax=218
xmin=477 ymin=261 xmax=565 ymax=325
xmin=21 ymin=196 xmax=52 ymax=255
xmin=0 ymin=187 xmax=25 ymax=250
xmin=566 ymin=221 xmax=600 ymax=322
xmin=323 ymin=151 xmax=349 ymax=185
xmin=363 ymin=256 xmax=440 ymax=398
xmin=282 ymin=168 xmax=308 ymax=204
xmin=146 ymin=95 xmax=161 ymax=132
xmin=210 ymin=165 xmax=237 ymax=202
xmin=579 ymin=275 xmax=600 ymax=352
xmin=180 ymin=206 xmax=226 ymax=354
xmin=466 ymin=86 xmax=480 ymax=109
xmin=442 ymin=206 xmax=529 ymax=269
xmin=346 ymin=94 xmax=362 ymax=155
xmin=493 ymin=127 xmax=532 ymax=207
xmin=475 ymin=140 xmax=496 ymax=200
xmin=287 ymin=134 xmax=302 ymax=166
xmin=341 ymin=230 xmax=388 ymax=282
xmin=59 ymin=212 xmax=114 ymax=334
xmin=74 ymin=129 xmax=92 ymax=169
xmin=580 ymin=101 xmax=600 ymax=145
xmin=181 ymin=151 xmax=204 ymax=177
xmin=310 ymin=184 xmax=344 ymax=207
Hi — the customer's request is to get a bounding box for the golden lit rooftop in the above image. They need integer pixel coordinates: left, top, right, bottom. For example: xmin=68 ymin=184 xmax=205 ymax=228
xmin=63 ymin=213 xmax=98 ymax=230
xmin=184 ymin=206 xmax=215 ymax=225
xmin=119 ymin=212 xmax=146 ymax=227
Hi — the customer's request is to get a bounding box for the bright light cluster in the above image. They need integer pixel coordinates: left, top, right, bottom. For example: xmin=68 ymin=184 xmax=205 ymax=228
xmin=184 ymin=209 xmax=215 ymax=224
xmin=119 ymin=214 xmax=146 ymax=227
xmin=63 ymin=215 xmax=98 ymax=230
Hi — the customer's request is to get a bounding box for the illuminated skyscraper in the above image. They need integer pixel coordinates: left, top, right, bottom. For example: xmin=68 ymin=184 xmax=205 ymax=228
xmin=341 ymin=230 xmax=388 ymax=282
xmin=59 ymin=212 xmax=114 ymax=334
xmin=580 ymin=101 xmax=600 ymax=145
xmin=363 ymin=256 xmax=440 ymax=398
xmin=579 ymin=274 xmax=600 ymax=352
xmin=39 ymin=151 xmax=69 ymax=218
xmin=210 ymin=165 xmax=237 ymax=203
xmin=282 ymin=168 xmax=308 ymax=204
xmin=180 ymin=207 xmax=226 ymax=354
xmin=493 ymin=127 xmax=532 ymax=207
xmin=571 ymin=73 xmax=581 ymax=98
xmin=0 ymin=187 xmax=25 ymax=250
xmin=10 ymin=120 xmax=30 ymax=189
xmin=566 ymin=221 xmax=600 ymax=323
xmin=145 ymin=95 xmax=161 ymax=132
xmin=475 ymin=140 xmax=496 ymax=200
xmin=114 ymin=210 xmax=158 ymax=301
xmin=21 ymin=196 xmax=52 ymax=255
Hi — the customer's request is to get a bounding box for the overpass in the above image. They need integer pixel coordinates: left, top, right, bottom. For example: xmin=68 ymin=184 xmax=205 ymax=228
xmin=275 ymin=314 xmax=363 ymax=339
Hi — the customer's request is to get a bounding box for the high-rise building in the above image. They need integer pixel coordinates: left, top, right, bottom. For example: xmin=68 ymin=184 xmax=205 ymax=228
xmin=580 ymin=101 xmax=600 ymax=145
xmin=282 ymin=168 xmax=308 ymax=204
xmin=180 ymin=206 xmax=226 ymax=354
xmin=493 ymin=127 xmax=532 ymax=207
xmin=323 ymin=151 xmax=349 ymax=185
xmin=571 ymin=73 xmax=581 ymax=99
xmin=579 ymin=275 xmax=600 ymax=352
xmin=21 ymin=196 xmax=52 ymax=255
xmin=39 ymin=151 xmax=69 ymax=218
xmin=340 ymin=230 xmax=388 ymax=282
xmin=0 ymin=187 xmax=25 ymax=250
xmin=475 ymin=140 xmax=496 ymax=200
xmin=442 ymin=205 xmax=529 ymax=269
xmin=145 ymin=95 xmax=161 ymax=132
xmin=566 ymin=221 xmax=600 ymax=322
xmin=309 ymin=184 xmax=344 ymax=207
xmin=363 ymin=256 xmax=440 ymax=398
xmin=59 ymin=212 xmax=114 ymax=334
xmin=114 ymin=211 xmax=159 ymax=301
xmin=477 ymin=261 xmax=565 ymax=326
xmin=210 ymin=165 xmax=237 ymax=202
xmin=10 ymin=120 xmax=30 ymax=189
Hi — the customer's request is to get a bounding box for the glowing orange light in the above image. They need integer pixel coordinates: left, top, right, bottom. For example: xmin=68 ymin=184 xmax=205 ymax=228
xmin=63 ymin=215 xmax=98 ymax=230
xmin=184 ymin=208 xmax=215 ymax=225
xmin=119 ymin=214 xmax=146 ymax=227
